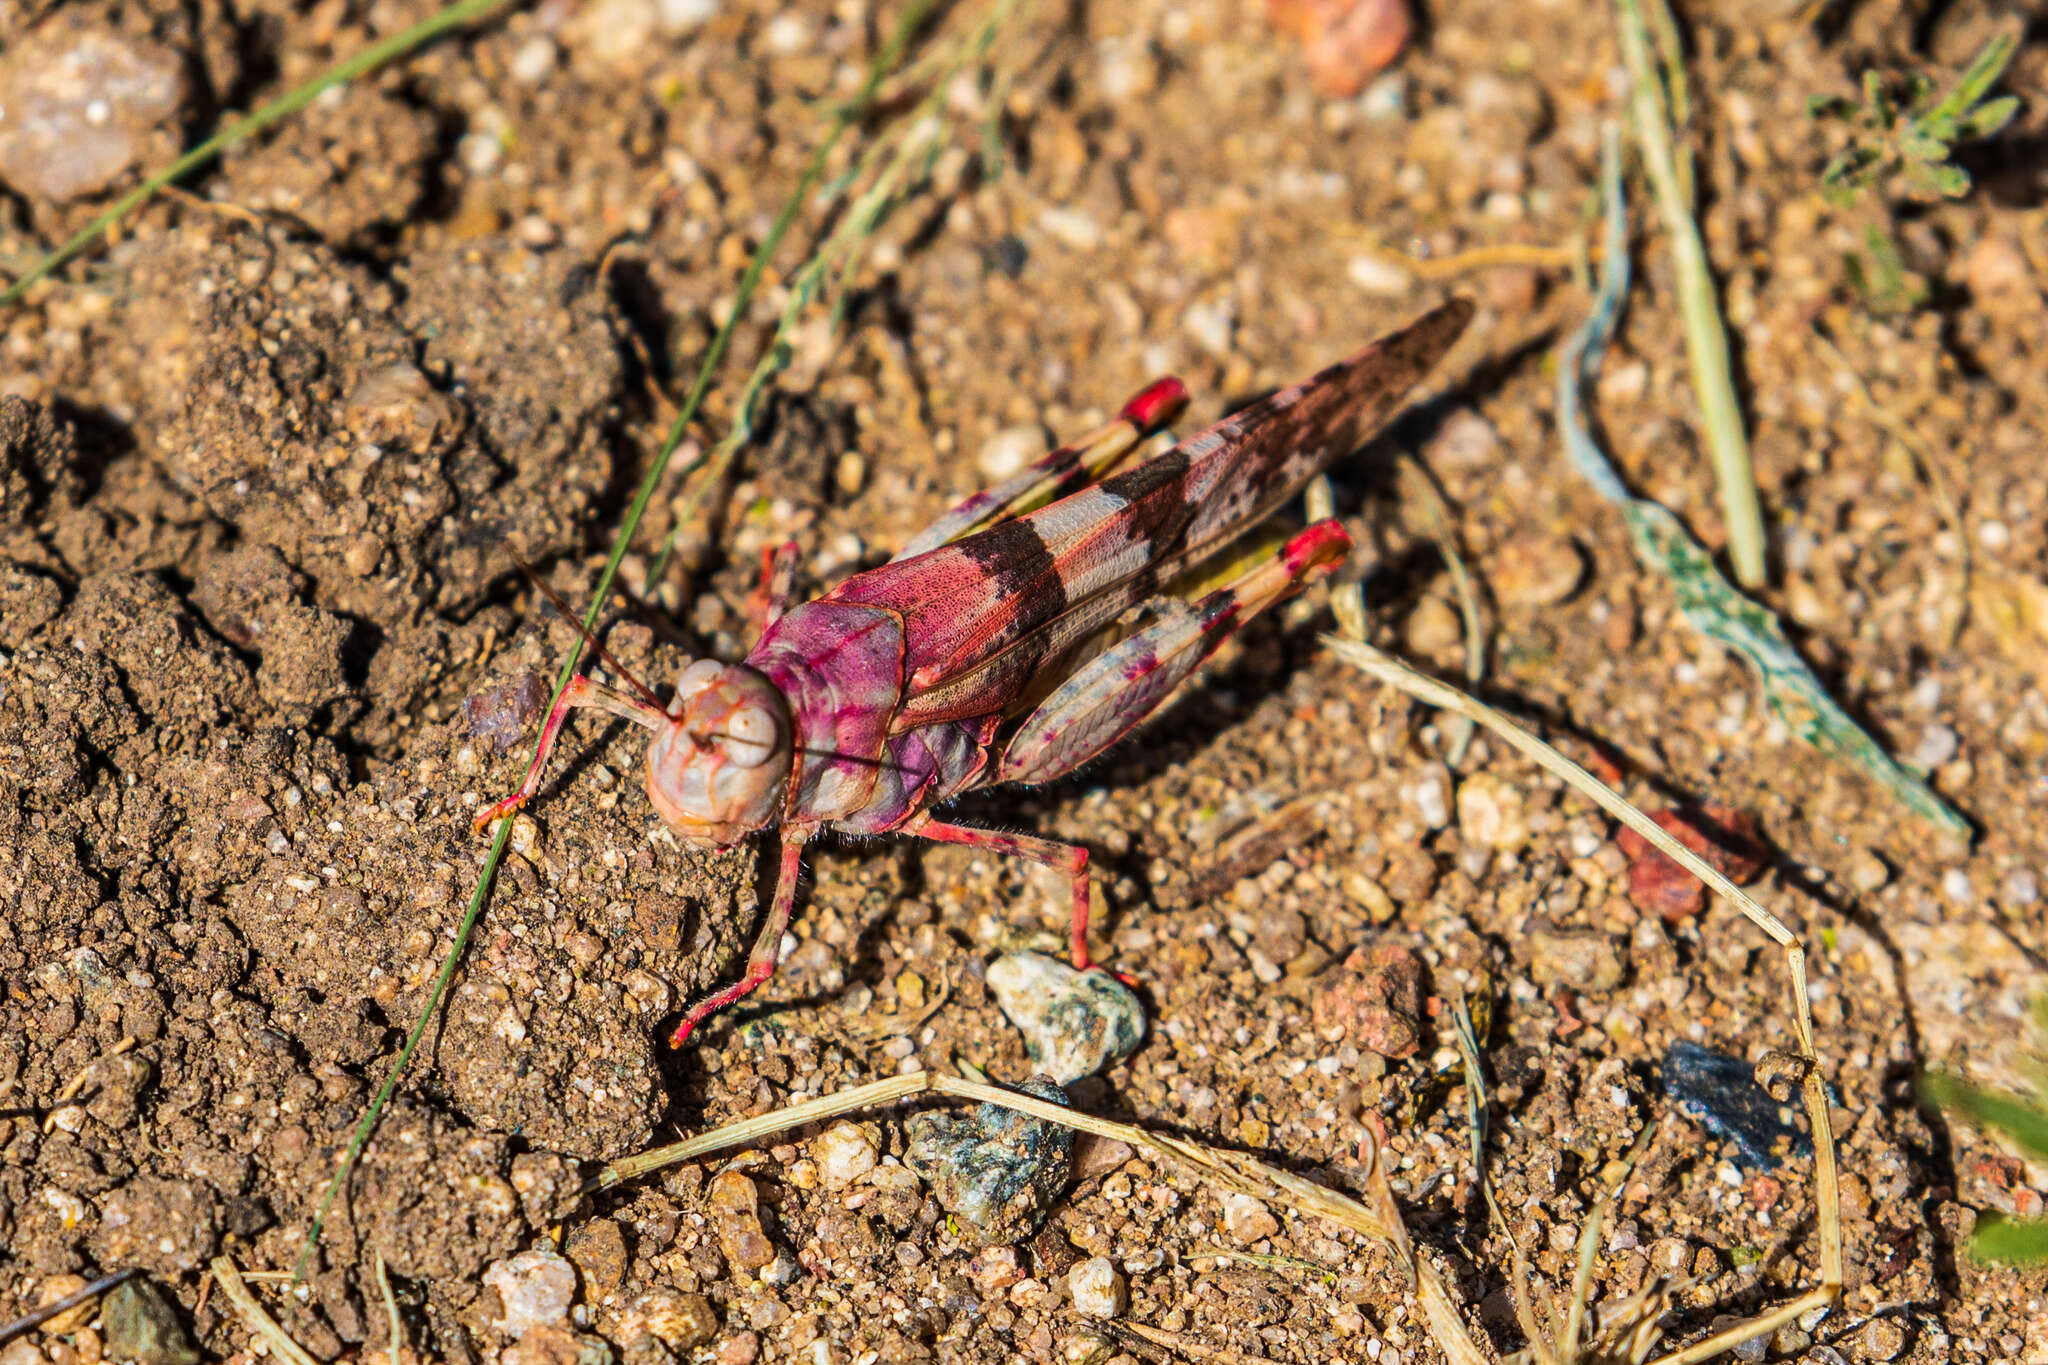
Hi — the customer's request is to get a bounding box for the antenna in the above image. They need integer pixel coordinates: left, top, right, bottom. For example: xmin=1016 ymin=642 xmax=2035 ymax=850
xmin=515 ymin=560 xmax=668 ymax=712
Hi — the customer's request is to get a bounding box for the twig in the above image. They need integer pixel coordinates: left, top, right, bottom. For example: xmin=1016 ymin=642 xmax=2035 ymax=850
xmin=374 ymin=1253 xmax=403 ymax=1365
xmin=0 ymin=0 xmax=511 ymax=307
xmin=210 ymin=1257 xmax=320 ymax=1365
xmin=591 ymin=1071 xmax=1494 ymax=1365
xmin=1357 ymin=241 xmax=1582 ymax=281
xmin=1409 ymin=465 xmax=1485 ymax=765
xmin=1614 ymin=0 xmax=1768 ymax=589
xmin=0 ymin=1270 xmax=137 ymax=1347
xmin=296 ymin=0 xmax=944 ymax=1277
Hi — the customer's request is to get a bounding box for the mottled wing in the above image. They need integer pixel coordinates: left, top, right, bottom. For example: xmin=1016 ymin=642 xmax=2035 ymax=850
xmin=826 ymin=298 xmax=1473 ymax=731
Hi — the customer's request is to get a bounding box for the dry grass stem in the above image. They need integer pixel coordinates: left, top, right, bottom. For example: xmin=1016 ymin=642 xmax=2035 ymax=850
xmin=1614 ymin=0 xmax=1767 ymax=588
xmin=596 ymin=1071 xmax=1493 ymax=1365
xmin=375 ymin=1252 xmax=404 ymax=1365
xmin=210 ymin=1256 xmax=319 ymax=1365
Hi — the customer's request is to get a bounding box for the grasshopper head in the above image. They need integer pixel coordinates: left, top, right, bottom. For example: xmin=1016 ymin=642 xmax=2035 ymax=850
xmin=646 ymin=661 xmax=793 ymax=847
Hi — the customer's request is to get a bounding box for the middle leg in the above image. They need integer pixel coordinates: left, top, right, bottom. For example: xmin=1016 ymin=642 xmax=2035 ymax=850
xmin=905 ymin=815 xmax=1096 ymax=970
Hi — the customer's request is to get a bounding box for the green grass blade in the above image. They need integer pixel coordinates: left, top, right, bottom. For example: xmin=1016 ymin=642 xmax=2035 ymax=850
xmin=2 ymin=0 xmax=510 ymax=309
xmin=1559 ymin=123 xmax=1968 ymax=840
xmin=294 ymin=0 xmax=941 ymax=1276
xmin=1614 ymin=0 xmax=1767 ymax=590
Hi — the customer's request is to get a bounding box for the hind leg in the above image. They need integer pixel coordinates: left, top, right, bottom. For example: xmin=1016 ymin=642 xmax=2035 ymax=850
xmin=892 ymin=378 xmax=1187 ymax=561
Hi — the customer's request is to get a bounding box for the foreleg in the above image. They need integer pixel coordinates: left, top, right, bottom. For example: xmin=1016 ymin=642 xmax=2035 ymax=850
xmin=475 ymin=676 xmax=670 ymax=831
xmin=669 ymin=829 xmax=813 ymax=1047
xmin=906 ymin=815 xmax=1096 ymax=970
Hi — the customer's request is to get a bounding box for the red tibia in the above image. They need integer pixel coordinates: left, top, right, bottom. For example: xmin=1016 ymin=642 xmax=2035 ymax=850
xmin=1119 ymin=376 xmax=1190 ymax=431
xmin=670 ymin=830 xmax=813 ymax=1048
xmin=474 ymin=675 xmax=667 ymax=832
xmin=908 ymin=816 xmax=1095 ymax=969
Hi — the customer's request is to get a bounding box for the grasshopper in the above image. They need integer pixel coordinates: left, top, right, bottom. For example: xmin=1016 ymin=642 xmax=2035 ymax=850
xmin=478 ymin=299 xmax=1472 ymax=1047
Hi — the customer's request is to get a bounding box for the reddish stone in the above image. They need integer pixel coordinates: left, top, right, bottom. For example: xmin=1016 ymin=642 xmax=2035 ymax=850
xmin=1311 ymin=942 xmax=1424 ymax=1058
xmin=1264 ymin=0 xmax=1413 ymax=99
xmin=1616 ymin=804 xmax=1765 ymax=921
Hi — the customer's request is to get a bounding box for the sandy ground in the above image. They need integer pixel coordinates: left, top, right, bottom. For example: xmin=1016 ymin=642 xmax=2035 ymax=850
xmin=4 ymin=0 xmax=2048 ymax=1361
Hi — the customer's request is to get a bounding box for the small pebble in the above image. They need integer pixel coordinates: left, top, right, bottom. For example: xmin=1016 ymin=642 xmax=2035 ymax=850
xmin=1408 ymin=769 xmax=1450 ymax=829
xmin=458 ymin=129 xmax=504 ymax=176
xmin=1426 ymin=407 xmax=1501 ymax=471
xmin=1184 ymin=298 xmax=1237 ymax=359
xmin=812 ymin=1121 xmax=879 ymax=1191
xmin=484 ymin=1248 xmax=577 ymax=1336
xmin=509 ymin=36 xmax=558 ymax=83
xmin=0 ymin=32 xmax=186 ymax=201
xmin=977 ymin=425 xmax=1045 ymax=481
xmin=1848 ymin=851 xmax=1890 ymax=894
xmin=1457 ymin=773 xmax=1530 ymax=852
xmin=906 ymin=1077 xmax=1074 ymax=1245
xmin=1310 ymin=941 xmax=1424 ymax=1057
xmin=1221 ymin=1191 xmax=1281 ymax=1245
xmin=1402 ymin=596 xmax=1462 ymax=655
xmin=1346 ymin=253 xmax=1411 ymax=297
xmin=1910 ymin=724 xmax=1958 ymax=771
xmin=967 ymin=1245 xmax=1025 ymax=1296
xmin=657 ymin=0 xmax=719 ymax=32
xmin=1855 ymin=1317 xmax=1907 ymax=1362
xmin=1489 ymin=533 xmax=1584 ymax=608
xmin=2003 ymin=869 xmax=2040 ymax=906
xmin=1067 ymin=1256 xmax=1128 ymax=1318
xmin=1965 ymin=235 xmax=2030 ymax=299
xmin=1038 ymin=206 xmax=1103 ymax=252
xmin=1265 ymin=0 xmax=1414 ymax=99
xmin=715 ymin=1330 xmax=760 ymax=1365
xmin=706 ymin=1170 xmax=776 ymax=1271
xmin=1614 ymin=805 xmax=1764 ymax=922
xmin=32 ymin=1276 xmax=93 ymax=1336
xmin=1527 ymin=928 xmax=1623 ymax=994
xmin=985 ymin=952 xmax=1146 ymax=1083
xmin=622 ymin=1290 xmax=719 ymax=1350
xmin=101 ymin=1279 xmax=200 ymax=1365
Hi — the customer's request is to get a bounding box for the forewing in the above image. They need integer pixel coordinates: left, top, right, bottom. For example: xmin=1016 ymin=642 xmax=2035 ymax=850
xmin=834 ymin=299 xmax=1472 ymax=730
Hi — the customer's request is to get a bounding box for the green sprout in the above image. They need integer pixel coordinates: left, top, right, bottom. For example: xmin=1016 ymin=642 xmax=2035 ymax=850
xmin=1808 ymin=30 xmax=2021 ymax=204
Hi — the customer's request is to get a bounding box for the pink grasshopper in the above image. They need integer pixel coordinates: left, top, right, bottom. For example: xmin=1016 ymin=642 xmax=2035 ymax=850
xmin=477 ymin=299 xmax=1472 ymax=1047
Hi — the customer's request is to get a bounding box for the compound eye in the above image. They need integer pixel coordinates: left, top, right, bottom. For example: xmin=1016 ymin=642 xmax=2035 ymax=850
xmin=675 ymin=659 xmax=723 ymax=701
xmin=722 ymin=705 xmax=779 ymax=767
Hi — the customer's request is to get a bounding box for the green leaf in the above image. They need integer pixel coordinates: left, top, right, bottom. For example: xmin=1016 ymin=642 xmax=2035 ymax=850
xmin=1921 ymin=1071 xmax=2048 ymax=1162
xmin=1962 ymin=94 xmax=2021 ymax=140
xmin=1806 ymin=93 xmax=1858 ymax=121
xmin=1898 ymin=134 xmax=1951 ymax=162
xmin=1863 ymin=70 xmax=1895 ymax=124
xmin=1902 ymin=159 xmax=1972 ymax=200
xmin=1971 ymin=1214 xmax=2048 ymax=1265
xmin=1934 ymin=31 xmax=2019 ymax=123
